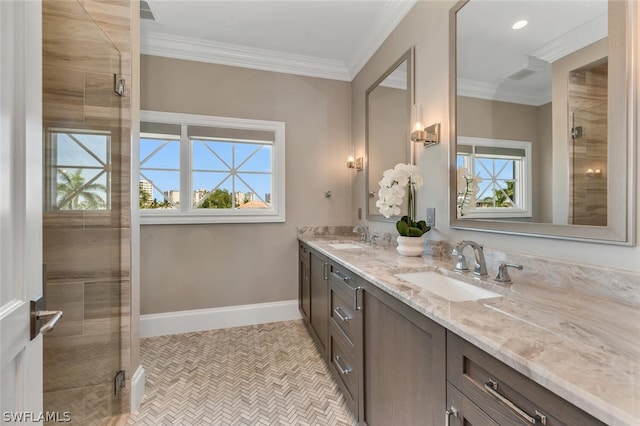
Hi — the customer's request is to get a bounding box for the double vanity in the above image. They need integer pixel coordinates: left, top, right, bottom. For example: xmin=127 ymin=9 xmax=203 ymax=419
xmin=298 ymin=232 xmax=639 ymax=426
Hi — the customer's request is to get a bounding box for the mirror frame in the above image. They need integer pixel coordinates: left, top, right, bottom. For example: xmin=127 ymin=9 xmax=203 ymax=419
xmin=366 ymin=47 xmax=415 ymax=222
xmin=449 ymin=0 xmax=636 ymax=245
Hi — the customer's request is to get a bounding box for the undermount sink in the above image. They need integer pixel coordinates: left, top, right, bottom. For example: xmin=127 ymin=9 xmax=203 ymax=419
xmin=395 ymin=271 xmax=501 ymax=302
xmin=328 ymin=242 xmax=364 ymax=250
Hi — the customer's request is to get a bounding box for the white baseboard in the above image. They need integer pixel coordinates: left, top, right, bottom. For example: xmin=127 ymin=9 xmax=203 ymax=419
xmin=130 ymin=365 xmax=145 ymax=412
xmin=140 ymin=299 xmax=301 ymax=338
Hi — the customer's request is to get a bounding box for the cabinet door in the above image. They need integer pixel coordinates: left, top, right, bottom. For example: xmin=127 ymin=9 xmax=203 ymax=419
xmin=298 ymin=244 xmax=311 ymax=324
xmin=309 ymin=249 xmax=328 ymax=354
xmin=362 ymin=284 xmax=446 ymax=426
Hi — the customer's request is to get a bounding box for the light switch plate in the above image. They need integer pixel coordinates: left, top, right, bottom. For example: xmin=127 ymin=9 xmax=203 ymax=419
xmin=426 ymin=208 xmax=436 ymax=227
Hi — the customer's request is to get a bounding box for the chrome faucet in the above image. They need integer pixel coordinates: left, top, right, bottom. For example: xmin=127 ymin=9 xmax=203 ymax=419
xmin=452 ymin=240 xmax=488 ymax=277
xmin=353 ymin=224 xmax=370 ymax=242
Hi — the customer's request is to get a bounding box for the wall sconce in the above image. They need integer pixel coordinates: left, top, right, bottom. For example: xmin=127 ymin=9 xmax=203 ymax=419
xmin=410 ymin=104 xmax=440 ymax=147
xmin=585 ymin=168 xmax=603 ymax=178
xmin=347 ymin=153 xmax=363 ymax=171
xmin=347 ymin=155 xmax=355 ymax=169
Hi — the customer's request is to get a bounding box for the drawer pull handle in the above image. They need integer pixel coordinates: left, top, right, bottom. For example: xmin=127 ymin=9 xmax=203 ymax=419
xmin=484 ymin=379 xmax=547 ymax=425
xmin=333 ymin=307 xmax=351 ymax=322
xmin=323 ymin=263 xmax=329 ymax=280
xmin=355 ymin=286 xmax=363 ymax=311
xmin=334 ymin=355 xmax=352 ymax=375
xmin=332 ymin=270 xmax=351 ymax=283
xmin=445 ymin=406 xmax=458 ymax=426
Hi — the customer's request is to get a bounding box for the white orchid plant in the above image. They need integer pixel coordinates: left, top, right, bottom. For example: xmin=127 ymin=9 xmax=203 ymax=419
xmin=456 ymin=167 xmax=482 ymax=216
xmin=376 ymin=163 xmax=430 ymax=237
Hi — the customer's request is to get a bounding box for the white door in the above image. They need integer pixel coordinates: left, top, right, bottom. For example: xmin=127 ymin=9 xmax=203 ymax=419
xmin=0 ymin=0 xmax=43 ymax=423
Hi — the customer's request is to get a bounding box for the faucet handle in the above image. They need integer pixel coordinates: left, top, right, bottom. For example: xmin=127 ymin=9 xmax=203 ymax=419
xmin=454 ymin=254 xmax=469 ymax=272
xmin=494 ymin=263 xmax=523 ymax=284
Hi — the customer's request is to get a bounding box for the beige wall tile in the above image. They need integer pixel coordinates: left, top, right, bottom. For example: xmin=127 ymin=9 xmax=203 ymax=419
xmin=43 ymin=67 xmax=85 ymax=124
xmin=84 ymin=280 xmax=120 ymax=335
xmin=45 ymin=281 xmax=84 ymax=337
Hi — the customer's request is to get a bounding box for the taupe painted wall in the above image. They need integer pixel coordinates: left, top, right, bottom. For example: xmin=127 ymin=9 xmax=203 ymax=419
xmin=457 ymin=97 xmax=553 ymax=223
xmin=352 ymin=0 xmax=640 ymax=272
xmin=140 ymin=55 xmax=352 ymax=314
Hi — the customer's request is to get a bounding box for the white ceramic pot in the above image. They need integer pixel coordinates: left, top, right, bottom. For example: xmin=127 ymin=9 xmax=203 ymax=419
xmin=396 ymin=235 xmax=425 ymax=257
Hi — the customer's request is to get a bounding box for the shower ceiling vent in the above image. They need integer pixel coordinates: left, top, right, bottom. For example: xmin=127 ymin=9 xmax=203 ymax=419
xmin=140 ymin=0 xmax=156 ymax=21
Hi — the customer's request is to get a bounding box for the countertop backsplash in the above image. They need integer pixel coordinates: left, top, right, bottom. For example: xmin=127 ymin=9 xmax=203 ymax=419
xmin=298 ymin=226 xmax=640 ymax=307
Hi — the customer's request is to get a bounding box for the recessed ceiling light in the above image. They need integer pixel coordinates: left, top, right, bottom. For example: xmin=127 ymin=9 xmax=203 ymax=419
xmin=512 ymin=20 xmax=528 ymax=30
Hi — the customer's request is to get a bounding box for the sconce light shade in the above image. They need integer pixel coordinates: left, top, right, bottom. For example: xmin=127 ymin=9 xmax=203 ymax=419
xmin=411 ymin=123 xmax=440 ymax=147
xmin=410 ymin=104 xmax=439 ymax=147
xmin=347 ymin=155 xmax=355 ymax=169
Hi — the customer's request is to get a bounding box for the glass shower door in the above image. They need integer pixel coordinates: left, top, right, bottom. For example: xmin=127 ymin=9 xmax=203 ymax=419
xmin=42 ymin=0 xmax=124 ymax=424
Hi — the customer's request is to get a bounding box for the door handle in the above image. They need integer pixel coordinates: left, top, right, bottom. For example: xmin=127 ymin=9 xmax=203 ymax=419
xmin=30 ymin=292 xmax=63 ymax=339
xmin=36 ymin=310 xmax=63 ymax=335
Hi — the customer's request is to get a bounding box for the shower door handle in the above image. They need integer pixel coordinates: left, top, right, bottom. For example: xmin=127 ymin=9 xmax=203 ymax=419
xmin=30 ymin=263 xmax=63 ymax=339
xmin=36 ymin=310 xmax=63 ymax=335
xmin=30 ymin=295 xmax=64 ymax=339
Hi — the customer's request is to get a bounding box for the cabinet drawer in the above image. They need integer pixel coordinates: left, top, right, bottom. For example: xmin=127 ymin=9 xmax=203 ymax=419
xmin=329 ymin=321 xmax=359 ymax=414
xmin=447 ymin=332 xmax=605 ymax=426
xmin=329 ymin=278 xmax=360 ymax=345
xmin=447 ymin=382 xmax=499 ymax=426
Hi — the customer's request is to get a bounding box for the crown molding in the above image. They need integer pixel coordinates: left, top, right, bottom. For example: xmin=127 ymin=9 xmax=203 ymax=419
xmin=346 ymin=0 xmax=417 ymax=79
xmin=141 ymin=31 xmax=352 ymax=81
xmin=458 ymin=78 xmax=551 ymax=107
xmin=530 ymin=13 xmax=607 ymax=63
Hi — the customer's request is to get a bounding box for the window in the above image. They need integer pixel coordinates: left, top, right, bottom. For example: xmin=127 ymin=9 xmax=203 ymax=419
xmin=457 ymin=137 xmax=532 ymax=218
xmin=138 ymin=111 xmax=285 ymax=224
xmin=46 ymin=129 xmax=111 ymax=211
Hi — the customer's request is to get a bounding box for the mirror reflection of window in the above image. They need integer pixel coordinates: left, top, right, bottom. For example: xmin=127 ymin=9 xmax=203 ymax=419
xmin=457 ymin=137 xmax=532 ymax=219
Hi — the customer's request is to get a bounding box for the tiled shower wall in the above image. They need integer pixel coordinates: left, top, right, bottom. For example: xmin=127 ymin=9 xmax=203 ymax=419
xmin=42 ymin=0 xmax=132 ymax=424
xmin=568 ymin=61 xmax=608 ymax=226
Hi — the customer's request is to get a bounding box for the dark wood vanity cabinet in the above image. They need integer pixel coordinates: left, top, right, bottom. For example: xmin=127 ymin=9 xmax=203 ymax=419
xmin=361 ymin=282 xmax=446 ymax=426
xmin=327 ymin=262 xmax=363 ymax=418
xmin=446 ymin=333 xmax=605 ymax=426
xmin=298 ymin=243 xmax=311 ymax=325
xmin=307 ymin=246 xmax=329 ymax=355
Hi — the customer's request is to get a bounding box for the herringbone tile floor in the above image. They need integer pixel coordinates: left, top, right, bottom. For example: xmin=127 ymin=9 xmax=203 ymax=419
xmin=126 ymin=321 xmax=357 ymax=426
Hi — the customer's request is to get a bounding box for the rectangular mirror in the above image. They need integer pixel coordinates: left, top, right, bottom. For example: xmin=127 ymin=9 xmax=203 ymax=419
xmin=449 ymin=0 xmax=635 ymax=244
xmin=366 ymin=48 xmax=414 ymax=221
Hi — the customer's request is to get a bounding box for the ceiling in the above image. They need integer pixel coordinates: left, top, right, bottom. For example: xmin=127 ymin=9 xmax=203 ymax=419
xmin=140 ymin=0 xmax=417 ymax=81
xmin=456 ymin=0 xmax=607 ymax=106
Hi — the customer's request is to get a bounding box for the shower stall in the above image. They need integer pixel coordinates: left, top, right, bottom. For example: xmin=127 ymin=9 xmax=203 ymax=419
xmin=42 ymin=0 xmax=129 ymax=423
xmin=568 ymin=60 xmax=608 ymax=226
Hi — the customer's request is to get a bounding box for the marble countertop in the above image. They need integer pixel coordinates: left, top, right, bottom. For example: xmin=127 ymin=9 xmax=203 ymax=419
xmin=300 ymin=237 xmax=640 ymax=426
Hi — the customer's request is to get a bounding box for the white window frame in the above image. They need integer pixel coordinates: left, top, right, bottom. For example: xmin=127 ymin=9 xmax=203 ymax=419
xmin=138 ymin=111 xmax=285 ymax=224
xmin=458 ymin=136 xmax=532 ymax=219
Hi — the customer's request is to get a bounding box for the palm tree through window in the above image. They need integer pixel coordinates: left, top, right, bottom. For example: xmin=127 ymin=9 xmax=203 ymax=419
xmin=47 ymin=130 xmax=111 ymax=210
